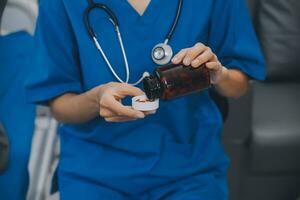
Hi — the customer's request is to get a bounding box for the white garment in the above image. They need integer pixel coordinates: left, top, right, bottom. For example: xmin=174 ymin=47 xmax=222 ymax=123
xmin=0 ymin=0 xmax=38 ymax=35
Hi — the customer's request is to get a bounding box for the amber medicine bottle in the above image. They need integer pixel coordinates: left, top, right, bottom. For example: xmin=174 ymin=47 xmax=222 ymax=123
xmin=143 ymin=63 xmax=211 ymax=101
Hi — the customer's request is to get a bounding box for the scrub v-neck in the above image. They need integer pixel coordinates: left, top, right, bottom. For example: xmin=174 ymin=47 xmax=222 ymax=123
xmin=119 ymin=0 xmax=160 ymax=24
xmin=127 ymin=0 xmax=151 ymax=16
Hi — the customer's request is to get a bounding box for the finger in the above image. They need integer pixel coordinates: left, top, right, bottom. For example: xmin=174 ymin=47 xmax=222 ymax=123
xmin=115 ymin=83 xmax=144 ymax=98
xmin=99 ymin=108 xmax=116 ymax=118
xmin=104 ymin=97 xmax=145 ymax=118
xmin=191 ymin=48 xmax=215 ymax=68
xmin=143 ymin=110 xmax=157 ymax=115
xmin=105 ymin=116 xmax=138 ymax=123
xmin=171 ymin=48 xmax=188 ymax=64
xmin=183 ymin=43 xmax=207 ymax=66
xmin=205 ymin=61 xmax=222 ymax=70
xmin=212 ymin=54 xmax=219 ymax=62
xmin=101 ymin=105 xmax=148 ymax=118
xmin=124 ymin=106 xmax=156 ymax=116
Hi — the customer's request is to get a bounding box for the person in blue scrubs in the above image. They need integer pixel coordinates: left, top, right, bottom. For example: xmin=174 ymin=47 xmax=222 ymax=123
xmin=26 ymin=0 xmax=265 ymax=199
xmin=0 ymin=31 xmax=36 ymax=200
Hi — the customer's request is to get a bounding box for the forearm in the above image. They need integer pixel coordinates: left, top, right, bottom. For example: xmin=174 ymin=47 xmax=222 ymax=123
xmin=171 ymin=43 xmax=250 ymax=99
xmin=50 ymin=86 xmax=100 ymax=124
xmin=215 ymin=67 xmax=249 ymax=99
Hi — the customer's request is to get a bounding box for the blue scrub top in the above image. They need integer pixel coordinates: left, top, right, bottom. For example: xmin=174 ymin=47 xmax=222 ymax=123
xmin=0 ymin=31 xmax=36 ymax=200
xmin=26 ymin=0 xmax=265 ymax=198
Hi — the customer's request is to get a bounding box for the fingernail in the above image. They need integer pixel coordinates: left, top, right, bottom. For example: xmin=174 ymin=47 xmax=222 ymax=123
xmin=183 ymin=58 xmax=190 ymax=65
xmin=136 ymin=113 xmax=144 ymax=118
xmin=148 ymin=110 xmax=156 ymax=115
xmin=191 ymin=60 xmax=199 ymax=67
xmin=172 ymin=57 xmax=178 ymax=63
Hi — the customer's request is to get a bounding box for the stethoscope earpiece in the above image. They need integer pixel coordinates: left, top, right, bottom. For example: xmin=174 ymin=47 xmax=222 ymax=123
xmin=152 ymin=43 xmax=173 ymax=66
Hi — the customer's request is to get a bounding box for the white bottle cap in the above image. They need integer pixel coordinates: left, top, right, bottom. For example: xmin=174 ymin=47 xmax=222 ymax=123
xmin=132 ymin=95 xmax=159 ymax=111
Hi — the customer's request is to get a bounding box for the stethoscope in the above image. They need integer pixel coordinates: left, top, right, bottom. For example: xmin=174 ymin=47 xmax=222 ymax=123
xmin=84 ymin=0 xmax=183 ymax=85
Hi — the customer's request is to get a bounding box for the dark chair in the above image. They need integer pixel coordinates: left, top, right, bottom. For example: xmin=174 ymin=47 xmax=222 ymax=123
xmin=0 ymin=0 xmax=8 ymax=173
xmin=0 ymin=123 xmax=9 ymax=172
xmin=0 ymin=0 xmax=7 ymax=20
xmin=222 ymin=0 xmax=300 ymax=200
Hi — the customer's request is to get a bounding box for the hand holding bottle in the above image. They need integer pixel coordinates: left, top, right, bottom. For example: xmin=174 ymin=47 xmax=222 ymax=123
xmin=171 ymin=43 xmax=228 ymax=85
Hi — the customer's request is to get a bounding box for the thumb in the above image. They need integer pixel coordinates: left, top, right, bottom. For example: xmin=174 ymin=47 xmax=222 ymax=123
xmin=117 ymin=83 xmax=145 ymax=97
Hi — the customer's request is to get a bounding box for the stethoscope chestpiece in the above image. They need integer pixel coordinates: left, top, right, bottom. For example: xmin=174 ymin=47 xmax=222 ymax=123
xmin=151 ymin=43 xmax=173 ymax=66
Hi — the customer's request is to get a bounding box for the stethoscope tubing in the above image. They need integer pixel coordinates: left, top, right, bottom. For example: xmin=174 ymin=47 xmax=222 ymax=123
xmin=84 ymin=0 xmax=183 ymax=85
xmin=165 ymin=0 xmax=183 ymax=41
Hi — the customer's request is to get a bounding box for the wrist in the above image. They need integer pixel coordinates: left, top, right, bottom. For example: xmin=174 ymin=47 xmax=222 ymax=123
xmin=85 ymin=86 xmax=102 ymax=112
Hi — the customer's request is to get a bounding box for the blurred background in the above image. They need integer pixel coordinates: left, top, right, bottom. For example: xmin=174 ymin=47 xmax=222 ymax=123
xmin=0 ymin=0 xmax=299 ymax=200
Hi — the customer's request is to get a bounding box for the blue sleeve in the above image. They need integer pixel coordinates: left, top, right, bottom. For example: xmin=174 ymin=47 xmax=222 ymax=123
xmin=208 ymin=0 xmax=266 ymax=80
xmin=25 ymin=0 xmax=82 ymax=105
